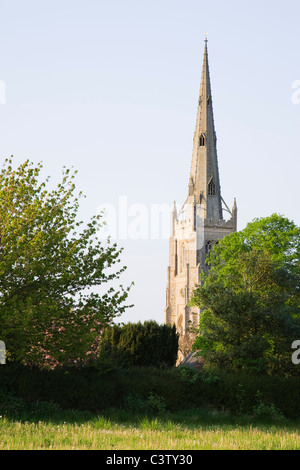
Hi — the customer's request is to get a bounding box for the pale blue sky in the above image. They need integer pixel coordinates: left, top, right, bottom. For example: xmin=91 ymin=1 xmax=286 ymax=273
xmin=0 ymin=0 xmax=299 ymax=324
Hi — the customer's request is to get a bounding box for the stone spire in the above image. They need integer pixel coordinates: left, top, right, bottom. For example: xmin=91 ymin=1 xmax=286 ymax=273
xmin=165 ymin=39 xmax=238 ymax=362
xmin=189 ymin=38 xmax=223 ymax=221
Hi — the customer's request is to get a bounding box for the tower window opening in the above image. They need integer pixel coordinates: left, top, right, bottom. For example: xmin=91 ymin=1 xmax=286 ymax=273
xmin=206 ymin=241 xmax=213 ymax=255
xmin=205 ymin=241 xmax=214 ymax=266
xmin=208 ymin=178 xmax=216 ymax=196
xmin=199 ymin=134 xmax=206 ymax=147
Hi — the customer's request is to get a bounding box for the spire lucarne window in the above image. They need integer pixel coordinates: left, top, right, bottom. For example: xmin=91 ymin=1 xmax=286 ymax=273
xmin=208 ymin=177 xmax=216 ymax=196
xmin=199 ymin=134 xmax=206 ymax=147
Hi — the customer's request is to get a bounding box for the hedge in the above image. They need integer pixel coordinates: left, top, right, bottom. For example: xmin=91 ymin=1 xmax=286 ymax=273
xmin=0 ymin=363 xmax=299 ymax=419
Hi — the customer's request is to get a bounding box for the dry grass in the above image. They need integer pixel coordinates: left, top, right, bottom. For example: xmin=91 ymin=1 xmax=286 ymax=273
xmin=0 ymin=413 xmax=299 ymax=450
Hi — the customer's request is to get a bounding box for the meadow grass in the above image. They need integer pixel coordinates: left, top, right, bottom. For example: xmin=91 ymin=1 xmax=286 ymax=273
xmin=0 ymin=408 xmax=299 ymax=450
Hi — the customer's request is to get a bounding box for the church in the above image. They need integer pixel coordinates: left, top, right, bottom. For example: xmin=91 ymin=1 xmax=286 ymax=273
xmin=164 ymin=38 xmax=238 ymax=361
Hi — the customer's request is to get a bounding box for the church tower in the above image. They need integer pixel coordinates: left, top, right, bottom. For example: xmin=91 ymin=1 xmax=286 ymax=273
xmin=165 ymin=39 xmax=238 ymax=360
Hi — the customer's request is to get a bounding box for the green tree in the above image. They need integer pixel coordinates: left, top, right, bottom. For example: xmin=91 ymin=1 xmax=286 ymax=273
xmin=98 ymin=321 xmax=179 ymax=368
xmin=190 ymin=214 xmax=300 ymax=375
xmin=0 ymin=158 xmax=131 ymax=367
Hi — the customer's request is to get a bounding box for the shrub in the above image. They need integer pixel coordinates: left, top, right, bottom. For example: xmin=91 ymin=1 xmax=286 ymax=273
xmin=0 ymin=389 xmax=26 ymax=418
xmin=122 ymin=392 xmax=166 ymax=416
xmin=98 ymin=321 xmax=178 ymax=369
xmin=252 ymin=391 xmax=287 ymax=423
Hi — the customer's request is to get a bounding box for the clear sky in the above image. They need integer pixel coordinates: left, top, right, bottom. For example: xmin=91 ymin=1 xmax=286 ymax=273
xmin=0 ymin=0 xmax=299 ymax=324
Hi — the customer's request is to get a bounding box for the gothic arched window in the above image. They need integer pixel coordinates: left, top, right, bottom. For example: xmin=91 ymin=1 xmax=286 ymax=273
xmin=205 ymin=241 xmax=213 ymax=255
xmin=199 ymin=134 xmax=206 ymax=147
xmin=208 ymin=177 xmax=216 ymax=196
xmin=205 ymin=241 xmax=214 ymax=266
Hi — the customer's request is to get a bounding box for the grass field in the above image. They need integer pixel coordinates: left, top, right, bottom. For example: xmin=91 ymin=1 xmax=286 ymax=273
xmin=0 ymin=409 xmax=299 ymax=450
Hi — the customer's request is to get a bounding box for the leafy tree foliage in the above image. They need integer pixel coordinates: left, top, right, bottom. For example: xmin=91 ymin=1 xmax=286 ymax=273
xmin=0 ymin=158 xmax=131 ymax=367
xmin=190 ymin=214 xmax=300 ymax=375
xmin=98 ymin=321 xmax=179 ymax=368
